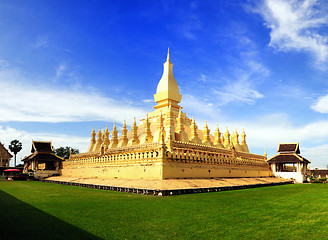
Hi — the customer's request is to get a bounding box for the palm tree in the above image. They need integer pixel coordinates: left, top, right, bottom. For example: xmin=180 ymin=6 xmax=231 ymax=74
xmin=9 ymin=140 xmax=22 ymax=167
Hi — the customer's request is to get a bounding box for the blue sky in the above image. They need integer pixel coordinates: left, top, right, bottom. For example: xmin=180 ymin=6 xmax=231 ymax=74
xmin=0 ymin=0 xmax=328 ymax=168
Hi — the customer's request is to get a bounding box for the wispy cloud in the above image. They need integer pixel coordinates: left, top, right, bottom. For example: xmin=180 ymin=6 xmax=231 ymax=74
xmin=181 ymin=94 xmax=220 ymax=121
xmin=56 ymin=63 xmax=67 ymax=77
xmin=311 ymin=93 xmax=328 ymax=113
xmin=197 ymin=25 xmax=270 ymax=106
xmin=212 ymin=77 xmax=264 ymax=105
xmin=257 ymin=0 xmax=328 ymax=68
xmin=171 ymin=2 xmax=201 ymax=40
xmin=209 ymin=56 xmax=268 ymax=105
xmin=302 ymin=144 xmax=328 ymax=168
xmin=0 ymin=68 xmax=147 ymax=123
xmin=0 ymin=59 xmax=9 ymax=69
xmin=32 ymin=35 xmax=48 ymax=49
xmin=142 ymin=99 xmax=154 ymax=103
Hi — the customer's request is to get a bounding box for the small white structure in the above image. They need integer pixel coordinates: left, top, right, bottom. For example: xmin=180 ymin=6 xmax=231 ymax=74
xmin=267 ymin=143 xmax=310 ymax=183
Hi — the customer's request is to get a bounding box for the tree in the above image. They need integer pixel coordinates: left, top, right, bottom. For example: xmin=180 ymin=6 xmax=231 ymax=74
xmin=9 ymin=140 xmax=22 ymax=167
xmin=54 ymin=146 xmax=79 ymax=159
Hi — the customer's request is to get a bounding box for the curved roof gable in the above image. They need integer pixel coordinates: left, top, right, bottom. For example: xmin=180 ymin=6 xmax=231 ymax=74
xmin=31 ymin=141 xmax=53 ymax=153
xmin=277 ymin=143 xmax=300 ymax=154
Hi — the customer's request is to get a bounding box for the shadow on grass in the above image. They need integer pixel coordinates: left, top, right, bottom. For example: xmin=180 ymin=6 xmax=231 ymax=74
xmin=0 ymin=189 xmax=102 ymax=240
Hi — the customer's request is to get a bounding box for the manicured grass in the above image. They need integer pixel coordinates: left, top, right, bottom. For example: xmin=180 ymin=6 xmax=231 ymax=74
xmin=0 ymin=182 xmax=327 ymax=240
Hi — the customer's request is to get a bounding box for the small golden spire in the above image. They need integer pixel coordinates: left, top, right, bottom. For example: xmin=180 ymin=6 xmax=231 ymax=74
xmin=129 ymin=116 xmax=140 ymax=145
xmin=119 ymin=120 xmax=128 ymax=147
xmin=224 ymin=126 xmax=230 ymax=149
xmin=122 ymin=120 xmax=127 ymax=134
xmin=202 ymin=121 xmax=212 ymax=146
xmin=97 ymin=128 xmax=102 ymax=142
xmin=190 ymin=117 xmax=201 ymax=144
xmin=141 ymin=114 xmax=153 ymax=144
xmin=214 ymin=123 xmax=223 ymax=148
xmin=103 ymin=125 xmax=110 ymax=149
xmin=167 ymin=47 xmax=170 ymax=62
xmin=109 ymin=122 xmax=118 ymax=149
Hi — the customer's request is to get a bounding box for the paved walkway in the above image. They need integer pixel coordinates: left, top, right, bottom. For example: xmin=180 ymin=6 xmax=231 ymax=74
xmin=46 ymin=176 xmax=291 ymax=190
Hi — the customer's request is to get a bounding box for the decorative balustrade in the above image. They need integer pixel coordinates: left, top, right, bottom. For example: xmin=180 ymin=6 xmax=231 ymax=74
xmin=64 ymin=140 xmax=267 ymax=169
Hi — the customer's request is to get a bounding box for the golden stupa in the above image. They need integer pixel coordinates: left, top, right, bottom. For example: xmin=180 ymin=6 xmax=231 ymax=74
xmin=62 ymin=49 xmax=271 ymax=179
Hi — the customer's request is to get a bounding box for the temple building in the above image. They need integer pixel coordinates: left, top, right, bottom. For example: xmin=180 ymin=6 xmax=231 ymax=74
xmin=63 ymin=50 xmax=272 ymax=180
xmin=0 ymin=141 xmax=12 ymax=167
xmin=267 ymin=143 xmax=310 ymax=183
xmin=23 ymin=141 xmax=63 ymax=179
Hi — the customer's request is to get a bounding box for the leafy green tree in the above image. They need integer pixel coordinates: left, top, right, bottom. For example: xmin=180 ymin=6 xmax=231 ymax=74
xmin=54 ymin=146 xmax=79 ymax=159
xmin=9 ymin=140 xmax=22 ymax=167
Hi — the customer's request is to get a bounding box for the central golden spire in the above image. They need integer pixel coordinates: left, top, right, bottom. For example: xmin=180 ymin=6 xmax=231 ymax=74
xmin=153 ymin=48 xmax=182 ymax=110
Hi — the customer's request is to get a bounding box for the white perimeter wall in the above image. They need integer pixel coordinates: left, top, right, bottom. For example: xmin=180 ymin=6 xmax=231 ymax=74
xmin=274 ymin=172 xmax=305 ymax=183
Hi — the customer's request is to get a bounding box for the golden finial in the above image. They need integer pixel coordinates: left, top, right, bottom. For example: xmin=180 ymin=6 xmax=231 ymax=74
xmin=204 ymin=121 xmax=208 ymax=128
xmin=167 ymin=47 xmax=170 ymax=62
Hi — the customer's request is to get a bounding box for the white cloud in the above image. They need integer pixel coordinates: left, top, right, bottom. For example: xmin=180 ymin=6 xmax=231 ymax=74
xmin=56 ymin=63 xmax=67 ymax=77
xmin=203 ymin=32 xmax=269 ymax=106
xmin=32 ymin=35 xmax=48 ymax=48
xmin=311 ymin=93 xmax=328 ymax=113
xmin=0 ymin=59 xmax=9 ymax=69
xmin=302 ymin=144 xmax=328 ymax=169
xmin=0 ymin=125 xmax=89 ymax=167
xmin=212 ymin=78 xmax=264 ymax=105
xmin=142 ymin=99 xmax=154 ymax=103
xmin=210 ymin=58 xmax=266 ymax=105
xmin=181 ymin=94 xmax=220 ymax=121
xmin=0 ymin=68 xmax=147 ymax=123
xmin=258 ymin=0 xmax=328 ymax=66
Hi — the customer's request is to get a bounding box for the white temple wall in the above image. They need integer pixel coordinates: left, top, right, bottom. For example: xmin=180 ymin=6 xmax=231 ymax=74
xmin=273 ymin=172 xmax=305 ymax=183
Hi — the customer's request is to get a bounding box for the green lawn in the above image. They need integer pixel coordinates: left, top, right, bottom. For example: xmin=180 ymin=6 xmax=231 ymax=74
xmin=0 ymin=182 xmax=327 ymax=240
